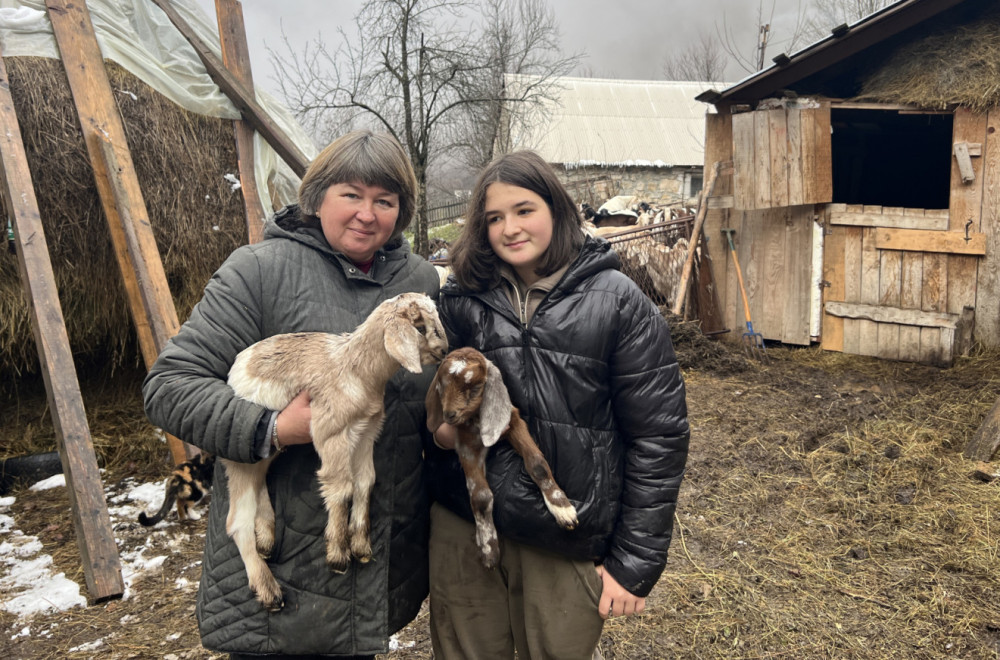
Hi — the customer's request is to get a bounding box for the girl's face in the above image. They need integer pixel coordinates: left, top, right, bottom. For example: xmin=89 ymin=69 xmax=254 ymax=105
xmin=485 ymin=182 xmax=554 ymax=286
xmin=317 ymin=181 xmax=399 ymax=264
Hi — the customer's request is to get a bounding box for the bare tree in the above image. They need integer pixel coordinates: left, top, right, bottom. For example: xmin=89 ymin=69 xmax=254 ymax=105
xmin=447 ymin=0 xmax=580 ymax=170
xmin=270 ymin=0 xmax=575 ymax=257
xmin=662 ymin=31 xmax=727 ymax=82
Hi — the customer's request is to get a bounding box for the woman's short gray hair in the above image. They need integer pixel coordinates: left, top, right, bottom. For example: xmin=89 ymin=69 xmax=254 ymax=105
xmin=298 ymin=130 xmax=417 ymax=238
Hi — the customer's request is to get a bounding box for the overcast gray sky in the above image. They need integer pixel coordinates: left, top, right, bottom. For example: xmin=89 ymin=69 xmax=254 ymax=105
xmin=192 ymin=0 xmax=809 ymax=95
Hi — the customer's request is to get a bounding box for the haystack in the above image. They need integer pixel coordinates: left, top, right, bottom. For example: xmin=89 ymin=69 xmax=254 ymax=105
xmin=854 ymin=5 xmax=1000 ymax=112
xmin=0 ymin=56 xmax=249 ymax=382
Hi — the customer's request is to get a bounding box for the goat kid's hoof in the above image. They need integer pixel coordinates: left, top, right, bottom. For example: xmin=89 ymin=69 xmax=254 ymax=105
xmin=548 ymin=500 xmax=579 ymax=531
xmin=251 ymin=584 xmax=284 ymax=612
xmin=350 ymin=530 xmax=372 ymax=563
xmin=326 ymin=548 xmax=352 ymax=574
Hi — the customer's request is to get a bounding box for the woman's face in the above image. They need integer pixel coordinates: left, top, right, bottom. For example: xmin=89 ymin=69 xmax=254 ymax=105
xmin=485 ymin=182 xmax=554 ymax=286
xmin=317 ymin=181 xmax=399 ymax=264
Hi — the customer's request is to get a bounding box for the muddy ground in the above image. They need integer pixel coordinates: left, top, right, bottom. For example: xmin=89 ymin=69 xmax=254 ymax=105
xmin=2 ymin=324 xmax=1000 ymax=659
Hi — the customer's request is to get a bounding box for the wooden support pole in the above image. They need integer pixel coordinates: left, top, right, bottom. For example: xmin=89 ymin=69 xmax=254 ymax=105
xmin=672 ymin=161 xmax=726 ymax=316
xmin=150 ymin=0 xmax=310 ymax=178
xmin=47 ymin=0 xmax=194 ymax=465
xmin=215 ymin=0 xmax=266 ymax=243
xmin=0 ymin=54 xmax=124 ymax=604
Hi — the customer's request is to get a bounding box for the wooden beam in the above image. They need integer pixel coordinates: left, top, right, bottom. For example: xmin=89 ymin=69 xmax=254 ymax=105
xmin=707 ymin=195 xmax=733 ymax=209
xmin=0 ymin=54 xmax=124 ymax=604
xmin=872 ymin=228 xmax=986 ymax=255
xmin=93 ymin=139 xmax=177 ymax=346
xmin=824 ymin=301 xmax=965 ymax=329
xmin=47 ymin=0 xmax=194 ymax=465
xmin=215 ymin=0 xmax=266 ymax=243
xmin=829 ymin=208 xmax=949 ymax=231
xmin=673 ymin=161 xmax=725 ymax=316
xmin=954 ymin=142 xmax=975 ymax=184
xmin=150 ymin=0 xmax=310 ymax=177
xmin=831 ymin=101 xmax=935 ymax=112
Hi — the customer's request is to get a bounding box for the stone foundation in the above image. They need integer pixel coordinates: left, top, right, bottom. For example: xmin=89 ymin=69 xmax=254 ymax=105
xmin=557 ymin=164 xmax=702 ymax=207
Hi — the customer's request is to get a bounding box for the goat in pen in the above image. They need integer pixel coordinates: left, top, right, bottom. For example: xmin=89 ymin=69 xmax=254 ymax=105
xmin=224 ymin=293 xmax=448 ymax=610
xmin=425 ymin=347 xmax=578 ymax=568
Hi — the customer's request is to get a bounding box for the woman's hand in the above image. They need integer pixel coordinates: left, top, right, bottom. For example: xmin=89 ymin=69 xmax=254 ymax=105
xmin=275 ymin=390 xmax=313 ymax=447
xmin=595 ymin=565 xmax=645 ymax=620
xmin=430 ymin=422 xmax=458 ymax=450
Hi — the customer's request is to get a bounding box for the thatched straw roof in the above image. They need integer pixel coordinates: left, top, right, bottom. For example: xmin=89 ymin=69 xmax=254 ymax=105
xmin=0 ymin=56 xmax=249 ymax=381
xmin=854 ymin=6 xmax=1000 ymax=112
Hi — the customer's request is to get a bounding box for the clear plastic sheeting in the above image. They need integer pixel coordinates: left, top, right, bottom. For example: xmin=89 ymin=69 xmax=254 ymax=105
xmin=0 ymin=0 xmax=316 ymax=216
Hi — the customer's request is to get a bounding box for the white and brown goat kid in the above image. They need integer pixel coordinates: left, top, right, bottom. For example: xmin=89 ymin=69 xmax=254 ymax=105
xmin=225 ymin=292 xmax=448 ymax=610
xmin=425 ymin=347 xmax=578 ymax=568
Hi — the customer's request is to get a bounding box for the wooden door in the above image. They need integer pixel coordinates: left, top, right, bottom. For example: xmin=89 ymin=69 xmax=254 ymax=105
xmin=732 ymin=104 xmax=833 ymax=211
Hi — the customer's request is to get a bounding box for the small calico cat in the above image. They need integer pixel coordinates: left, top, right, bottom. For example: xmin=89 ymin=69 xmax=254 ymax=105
xmin=138 ymin=454 xmax=215 ymax=526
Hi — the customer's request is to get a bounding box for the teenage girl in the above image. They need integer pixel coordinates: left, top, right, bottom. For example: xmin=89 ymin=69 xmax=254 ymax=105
xmin=426 ymin=150 xmax=690 ymax=660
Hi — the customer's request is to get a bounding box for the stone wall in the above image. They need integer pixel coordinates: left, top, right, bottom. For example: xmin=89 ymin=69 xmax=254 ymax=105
xmin=557 ymin=164 xmax=703 ymax=207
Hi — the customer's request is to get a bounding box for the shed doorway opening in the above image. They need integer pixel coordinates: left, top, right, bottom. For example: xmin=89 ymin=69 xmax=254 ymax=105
xmin=831 ymin=108 xmax=953 ymax=210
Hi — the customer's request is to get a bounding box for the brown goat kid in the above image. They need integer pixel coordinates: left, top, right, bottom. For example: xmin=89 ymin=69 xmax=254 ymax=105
xmin=225 ymin=293 xmax=448 ymax=611
xmin=426 ymin=347 xmax=578 ymax=568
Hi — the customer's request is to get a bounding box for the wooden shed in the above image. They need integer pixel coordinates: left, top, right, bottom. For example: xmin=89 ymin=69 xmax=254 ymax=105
xmin=697 ymin=0 xmax=1000 ymax=366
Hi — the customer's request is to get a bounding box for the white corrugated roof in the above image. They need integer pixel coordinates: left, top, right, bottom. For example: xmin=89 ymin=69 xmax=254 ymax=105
xmin=507 ymin=75 xmax=725 ymax=167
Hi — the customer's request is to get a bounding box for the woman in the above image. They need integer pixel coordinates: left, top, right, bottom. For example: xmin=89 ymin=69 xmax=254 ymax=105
xmin=143 ymin=130 xmax=439 ymax=659
xmin=426 ymin=150 xmax=689 ymax=659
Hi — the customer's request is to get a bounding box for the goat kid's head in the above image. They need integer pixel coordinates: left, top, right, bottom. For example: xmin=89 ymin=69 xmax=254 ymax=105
xmin=382 ymin=293 xmax=448 ymax=373
xmin=426 ymin=347 xmax=512 ymax=447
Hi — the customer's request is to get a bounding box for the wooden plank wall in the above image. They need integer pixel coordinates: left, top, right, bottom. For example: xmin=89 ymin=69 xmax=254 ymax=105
xmin=708 ymin=110 xmax=815 ymax=346
xmin=731 ymin=105 xmax=832 ymax=211
xmin=722 ymin=206 xmax=814 ymax=345
xmin=703 ymin=112 xmax=735 ymax=334
xmin=725 ymin=103 xmax=1000 ymax=360
xmin=822 ymin=204 xmax=980 ymax=365
xmin=978 ymin=108 xmax=1000 ymax=347
xmin=949 ymin=108 xmax=986 ymax=319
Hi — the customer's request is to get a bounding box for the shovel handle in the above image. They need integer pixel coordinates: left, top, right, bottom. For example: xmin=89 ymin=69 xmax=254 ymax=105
xmin=722 ymin=229 xmax=753 ymax=325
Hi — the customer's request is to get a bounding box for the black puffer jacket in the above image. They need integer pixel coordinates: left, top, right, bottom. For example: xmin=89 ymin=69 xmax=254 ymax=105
xmin=143 ymin=206 xmax=439 ymax=655
xmin=427 ymin=236 xmax=689 ymax=597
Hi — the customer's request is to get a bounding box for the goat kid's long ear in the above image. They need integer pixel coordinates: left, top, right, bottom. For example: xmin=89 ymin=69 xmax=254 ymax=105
xmin=424 ymin=368 xmax=445 ymax=432
xmin=480 ymin=361 xmax=513 ymax=448
xmin=385 ymin=307 xmax=424 ymax=373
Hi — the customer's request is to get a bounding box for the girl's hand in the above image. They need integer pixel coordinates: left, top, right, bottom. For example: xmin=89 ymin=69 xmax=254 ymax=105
xmin=275 ymin=390 xmax=313 ymax=447
xmin=595 ymin=565 xmax=645 ymax=620
xmin=431 ymin=422 xmax=458 ymax=450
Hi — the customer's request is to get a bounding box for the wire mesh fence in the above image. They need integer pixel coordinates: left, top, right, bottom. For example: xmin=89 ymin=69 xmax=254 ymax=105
xmin=604 ymin=215 xmax=694 ymax=310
